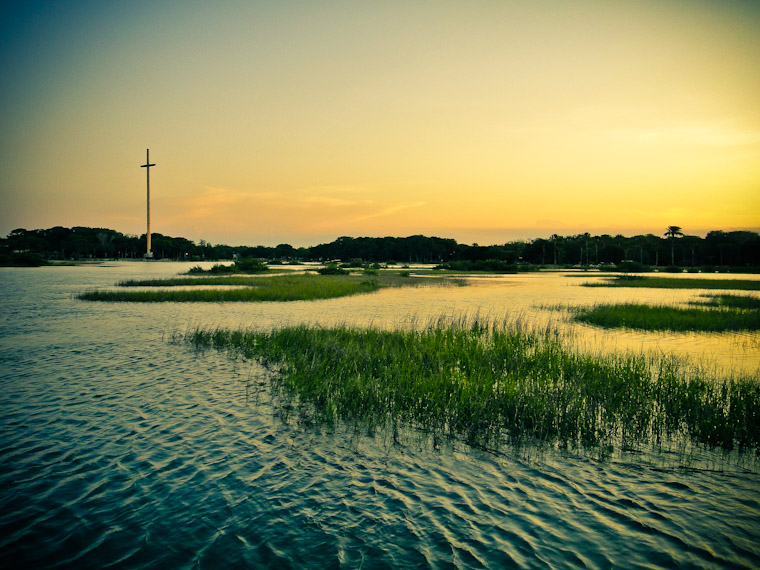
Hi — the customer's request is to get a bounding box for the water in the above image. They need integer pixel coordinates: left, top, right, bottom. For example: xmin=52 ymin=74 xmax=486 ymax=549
xmin=1 ymin=262 xmax=759 ymax=569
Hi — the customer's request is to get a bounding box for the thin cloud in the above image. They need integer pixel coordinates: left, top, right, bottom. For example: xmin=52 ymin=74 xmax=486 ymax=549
xmin=607 ymin=126 xmax=760 ymax=148
xmin=294 ymin=185 xmax=369 ymax=195
xmin=301 ymin=196 xmax=358 ymax=207
xmin=354 ymin=201 xmax=426 ymax=222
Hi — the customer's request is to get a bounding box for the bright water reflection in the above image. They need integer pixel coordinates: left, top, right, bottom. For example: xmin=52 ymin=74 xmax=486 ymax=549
xmin=70 ymin=263 xmax=760 ymax=375
xmin=1 ymin=262 xmax=759 ymax=569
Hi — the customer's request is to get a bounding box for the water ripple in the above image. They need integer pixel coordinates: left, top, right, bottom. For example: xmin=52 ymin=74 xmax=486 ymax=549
xmin=2 ymin=264 xmax=760 ymax=568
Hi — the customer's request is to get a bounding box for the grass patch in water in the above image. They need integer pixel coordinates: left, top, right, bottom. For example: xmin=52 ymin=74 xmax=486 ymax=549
xmin=118 ymin=275 xmax=287 ymax=287
xmin=583 ymin=276 xmax=760 ymax=290
xmin=183 ymin=318 xmax=760 ymax=456
xmin=692 ymin=294 xmax=760 ymax=311
xmin=571 ymin=303 xmax=759 ymax=332
xmin=80 ymin=272 xmax=462 ymax=302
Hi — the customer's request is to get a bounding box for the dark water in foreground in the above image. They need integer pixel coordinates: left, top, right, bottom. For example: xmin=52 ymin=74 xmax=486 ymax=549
xmin=1 ymin=263 xmax=759 ymax=569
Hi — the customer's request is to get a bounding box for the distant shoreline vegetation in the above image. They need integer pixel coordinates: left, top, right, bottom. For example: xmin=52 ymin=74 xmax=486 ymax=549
xmin=433 ymin=259 xmax=529 ymax=273
xmin=186 ymin=256 xmax=269 ymax=275
xmin=2 ymin=226 xmax=758 ymax=272
xmin=0 ymin=251 xmax=49 ymax=267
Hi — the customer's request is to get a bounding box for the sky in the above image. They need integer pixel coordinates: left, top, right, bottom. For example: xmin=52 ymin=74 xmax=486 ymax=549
xmin=1 ymin=0 xmax=759 ymax=247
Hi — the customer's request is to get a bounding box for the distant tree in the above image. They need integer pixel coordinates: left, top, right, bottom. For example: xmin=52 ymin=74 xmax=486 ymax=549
xmin=664 ymin=225 xmax=684 ymax=265
xmin=581 ymin=233 xmax=591 ymax=266
xmin=550 ymin=234 xmax=560 ymax=265
xmin=6 ymin=228 xmax=39 ymax=252
xmin=705 ymin=230 xmax=728 ymax=266
xmin=641 ymin=233 xmax=661 ymax=266
xmin=664 ymin=225 xmax=683 ymax=239
xmin=274 ymin=243 xmax=296 ymax=260
xmin=96 ymin=231 xmax=115 ymax=258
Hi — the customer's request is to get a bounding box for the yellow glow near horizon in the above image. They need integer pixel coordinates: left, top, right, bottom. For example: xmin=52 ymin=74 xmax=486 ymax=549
xmin=1 ymin=1 xmax=758 ymax=246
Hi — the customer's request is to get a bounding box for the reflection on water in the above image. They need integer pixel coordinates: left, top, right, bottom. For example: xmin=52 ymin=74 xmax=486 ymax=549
xmin=1 ymin=263 xmax=759 ymax=568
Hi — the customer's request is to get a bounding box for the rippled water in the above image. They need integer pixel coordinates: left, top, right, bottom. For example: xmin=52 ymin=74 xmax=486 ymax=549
xmin=2 ymin=263 xmax=759 ymax=569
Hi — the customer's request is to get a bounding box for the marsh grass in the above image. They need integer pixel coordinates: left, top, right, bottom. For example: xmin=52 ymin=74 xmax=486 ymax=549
xmin=693 ymin=294 xmax=760 ymax=310
xmin=584 ymin=276 xmax=760 ymax=290
xmin=80 ymin=272 xmax=463 ymax=302
xmin=570 ymin=277 xmax=760 ymax=332
xmin=117 ymin=275 xmax=285 ymax=287
xmin=571 ymin=301 xmax=760 ymax=332
xmin=183 ymin=317 xmax=760 ymax=457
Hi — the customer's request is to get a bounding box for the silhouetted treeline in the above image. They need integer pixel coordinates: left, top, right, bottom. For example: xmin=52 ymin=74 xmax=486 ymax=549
xmin=2 ymin=226 xmax=759 ymax=269
xmin=1 ymin=227 xmax=202 ymax=261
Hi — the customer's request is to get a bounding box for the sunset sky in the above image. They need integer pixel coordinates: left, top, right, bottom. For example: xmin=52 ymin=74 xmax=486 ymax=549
xmin=1 ymin=0 xmax=759 ymax=247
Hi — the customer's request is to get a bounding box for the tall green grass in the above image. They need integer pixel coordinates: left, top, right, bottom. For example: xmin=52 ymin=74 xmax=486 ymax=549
xmin=80 ymin=272 xmax=463 ymax=302
xmin=572 ymin=303 xmax=760 ymax=332
xmin=584 ymin=276 xmax=760 ymax=290
xmin=183 ymin=318 xmax=760 ymax=456
xmin=694 ymin=294 xmax=760 ymax=310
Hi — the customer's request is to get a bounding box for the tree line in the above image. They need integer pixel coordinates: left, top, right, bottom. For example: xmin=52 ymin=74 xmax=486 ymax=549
xmin=2 ymin=225 xmax=758 ymax=270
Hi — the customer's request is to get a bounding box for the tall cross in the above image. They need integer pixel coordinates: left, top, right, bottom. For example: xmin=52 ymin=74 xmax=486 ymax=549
xmin=141 ymin=149 xmax=156 ymax=258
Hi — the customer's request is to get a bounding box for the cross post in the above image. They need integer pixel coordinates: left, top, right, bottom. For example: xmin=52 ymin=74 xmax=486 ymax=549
xmin=141 ymin=149 xmax=156 ymax=258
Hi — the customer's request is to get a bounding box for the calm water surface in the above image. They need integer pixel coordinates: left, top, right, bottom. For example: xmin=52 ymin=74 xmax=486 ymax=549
xmin=1 ymin=262 xmax=759 ymax=569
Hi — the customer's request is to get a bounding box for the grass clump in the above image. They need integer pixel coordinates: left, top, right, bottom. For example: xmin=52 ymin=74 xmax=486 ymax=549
xmin=571 ymin=301 xmax=759 ymax=332
xmin=316 ymin=262 xmax=349 ymax=275
xmin=80 ymin=272 xmax=462 ymax=303
xmin=187 ymin=257 xmax=269 ymax=275
xmin=184 ymin=319 xmax=760 ymax=456
xmin=584 ymin=276 xmax=760 ymax=290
